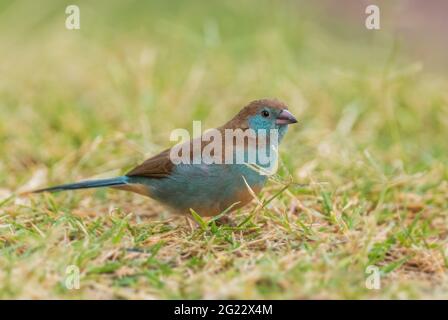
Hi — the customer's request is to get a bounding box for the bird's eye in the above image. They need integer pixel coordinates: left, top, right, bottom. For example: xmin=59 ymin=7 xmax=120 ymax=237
xmin=261 ymin=110 xmax=270 ymax=118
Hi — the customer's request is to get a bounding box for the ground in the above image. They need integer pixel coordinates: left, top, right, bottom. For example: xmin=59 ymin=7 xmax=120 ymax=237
xmin=0 ymin=0 xmax=447 ymax=299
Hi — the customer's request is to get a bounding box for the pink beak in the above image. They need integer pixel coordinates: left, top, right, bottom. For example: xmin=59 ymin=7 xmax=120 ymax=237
xmin=276 ymin=109 xmax=298 ymax=125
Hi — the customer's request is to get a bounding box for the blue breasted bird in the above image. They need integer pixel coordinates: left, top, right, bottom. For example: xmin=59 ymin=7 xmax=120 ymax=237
xmin=33 ymin=99 xmax=297 ymax=217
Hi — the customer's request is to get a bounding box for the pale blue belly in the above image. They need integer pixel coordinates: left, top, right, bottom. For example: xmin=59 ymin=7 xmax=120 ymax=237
xmin=128 ymin=163 xmax=267 ymax=215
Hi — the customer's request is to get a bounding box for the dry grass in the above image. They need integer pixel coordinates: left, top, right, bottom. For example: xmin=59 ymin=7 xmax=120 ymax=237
xmin=0 ymin=0 xmax=447 ymax=299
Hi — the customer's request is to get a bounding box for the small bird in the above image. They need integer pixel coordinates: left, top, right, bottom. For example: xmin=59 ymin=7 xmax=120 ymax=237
xmin=33 ymin=99 xmax=297 ymax=218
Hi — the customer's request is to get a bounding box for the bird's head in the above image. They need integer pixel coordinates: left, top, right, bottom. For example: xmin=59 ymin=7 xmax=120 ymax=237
xmin=224 ymin=99 xmax=297 ymax=138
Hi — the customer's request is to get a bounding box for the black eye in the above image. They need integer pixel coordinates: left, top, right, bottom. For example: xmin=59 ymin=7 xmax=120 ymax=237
xmin=261 ymin=110 xmax=270 ymax=118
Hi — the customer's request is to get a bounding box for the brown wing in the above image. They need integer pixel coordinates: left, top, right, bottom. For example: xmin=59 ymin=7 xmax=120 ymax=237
xmin=126 ymin=148 xmax=174 ymax=178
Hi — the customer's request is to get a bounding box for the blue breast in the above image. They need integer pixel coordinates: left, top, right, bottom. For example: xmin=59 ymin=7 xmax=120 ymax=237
xmin=130 ymin=162 xmax=267 ymax=216
xmin=129 ymin=127 xmax=286 ymax=216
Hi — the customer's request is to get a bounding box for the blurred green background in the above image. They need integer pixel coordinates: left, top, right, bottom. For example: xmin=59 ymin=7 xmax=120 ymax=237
xmin=1 ymin=0 xmax=446 ymax=184
xmin=0 ymin=0 xmax=447 ymax=299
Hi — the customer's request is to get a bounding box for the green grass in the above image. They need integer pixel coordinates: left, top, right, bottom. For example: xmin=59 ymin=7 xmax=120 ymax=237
xmin=0 ymin=0 xmax=447 ymax=299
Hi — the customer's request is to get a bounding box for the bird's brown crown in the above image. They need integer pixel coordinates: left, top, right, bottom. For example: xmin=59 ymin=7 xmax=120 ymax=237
xmin=223 ymin=98 xmax=288 ymax=130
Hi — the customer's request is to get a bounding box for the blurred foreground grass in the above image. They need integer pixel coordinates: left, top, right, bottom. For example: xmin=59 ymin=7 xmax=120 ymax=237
xmin=0 ymin=0 xmax=447 ymax=299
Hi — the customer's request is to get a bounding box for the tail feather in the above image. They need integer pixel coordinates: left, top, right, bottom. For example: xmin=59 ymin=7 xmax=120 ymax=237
xmin=32 ymin=176 xmax=128 ymax=194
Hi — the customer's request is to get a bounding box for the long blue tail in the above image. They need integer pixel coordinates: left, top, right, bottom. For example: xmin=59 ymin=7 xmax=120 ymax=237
xmin=32 ymin=176 xmax=129 ymax=193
